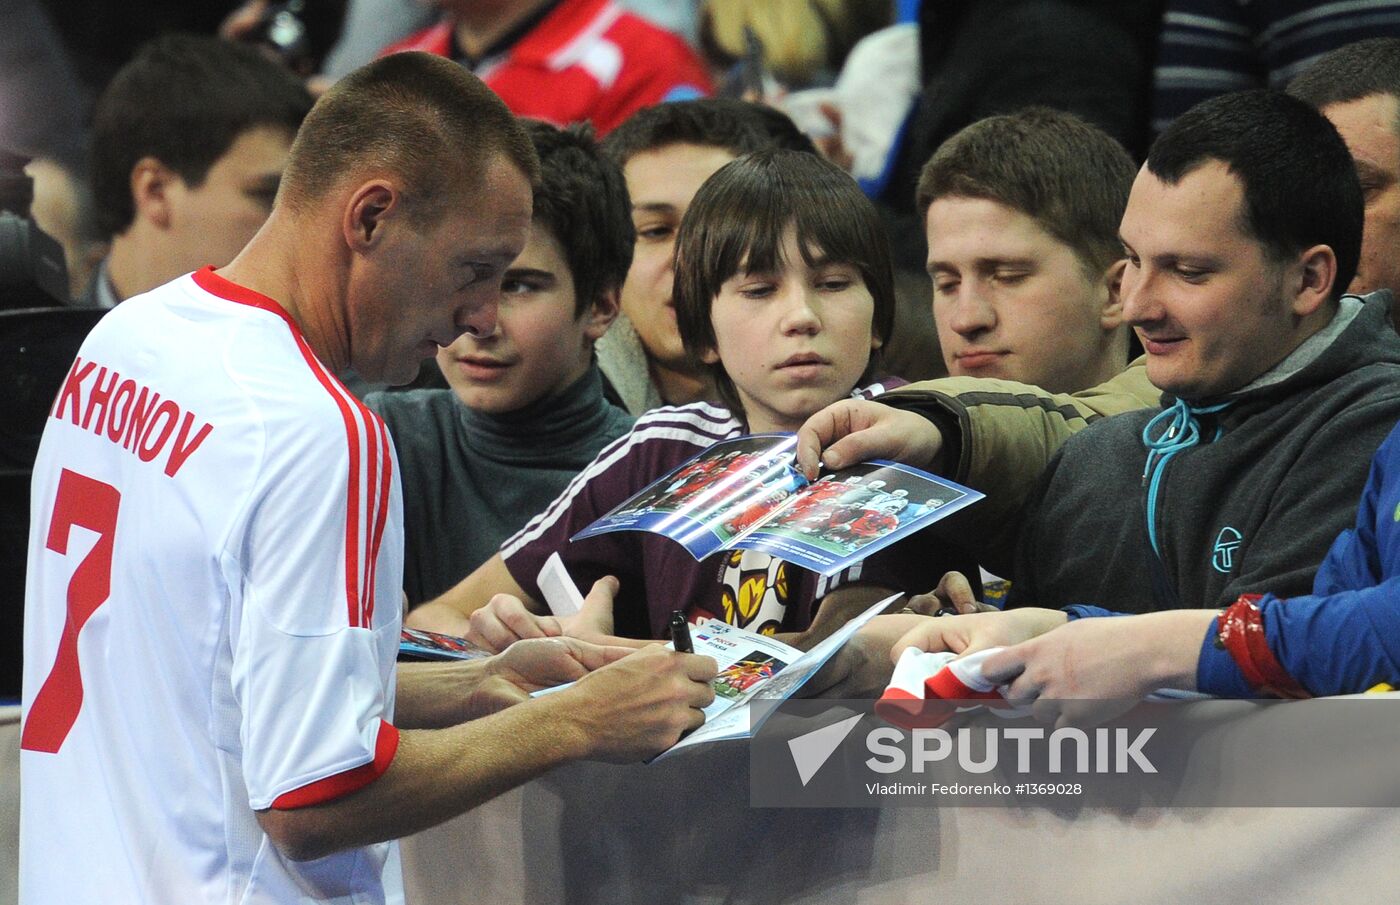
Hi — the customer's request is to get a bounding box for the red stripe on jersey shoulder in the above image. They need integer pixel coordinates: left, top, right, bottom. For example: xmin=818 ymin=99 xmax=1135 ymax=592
xmin=195 ymin=265 xmax=389 ymax=628
xmin=270 ymin=720 xmax=400 ymax=810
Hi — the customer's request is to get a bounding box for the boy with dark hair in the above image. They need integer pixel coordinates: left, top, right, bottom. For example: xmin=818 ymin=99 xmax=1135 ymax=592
xmin=595 ymin=98 xmax=818 ymax=414
xmin=1289 ymin=37 xmax=1400 ymax=307
xmin=81 ymin=33 xmax=313 ymax=308
xmin=368 ymin=121 xmax=634 ymax=605
xmin=917 ymin=107 xmax=1134 ymax=394
xmin=672 ymin=148 xmax=894 ymax=422
xmin=409 ymin=150 xmax=928 ymax=647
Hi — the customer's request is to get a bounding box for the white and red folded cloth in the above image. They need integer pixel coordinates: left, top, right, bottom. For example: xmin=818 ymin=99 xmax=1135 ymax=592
xmin=876 ymin=646 xmax=1031 ymax=729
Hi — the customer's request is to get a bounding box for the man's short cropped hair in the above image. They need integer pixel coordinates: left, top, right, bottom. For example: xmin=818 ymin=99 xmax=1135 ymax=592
xmin=1146 ymin=90 xmax=1363 ymax=299
xmin=1287 ymin=38 xmax=1400 ymax=114
xmin=673 ymin=149 xmax=895 ymax=419
xmin=522 ymin=120 xmax=634 ymax=316
xmin=280 ymin=52 xmax=540 ymax=221
xmin=90 ymin=34 xmax=313 ymax=240
xmin=602 ymin=98 xmax=817 ymax=168
xmin=915 ymin=107 xmax=1137 ymax=277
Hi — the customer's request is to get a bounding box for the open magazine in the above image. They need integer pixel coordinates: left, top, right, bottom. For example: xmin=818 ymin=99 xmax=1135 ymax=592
xmin=527 ymin=593 xmax=898 ymax=761
xmin=654 ymin=593 xmax=894 ymax=760
xmin=573 ymin=434 xmax=983 ymax=575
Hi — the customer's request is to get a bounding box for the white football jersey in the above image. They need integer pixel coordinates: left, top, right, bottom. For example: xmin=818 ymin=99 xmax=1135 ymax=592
xmin=20 ymin=268 xmax=406 ymax=904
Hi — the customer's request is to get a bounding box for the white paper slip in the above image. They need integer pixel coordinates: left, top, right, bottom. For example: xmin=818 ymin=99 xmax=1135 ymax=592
xmin=538 ymin=552 xmax=585 ymax=617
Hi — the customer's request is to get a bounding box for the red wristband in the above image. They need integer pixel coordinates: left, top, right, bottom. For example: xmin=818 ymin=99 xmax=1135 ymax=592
xmin=1217 ymin=594 xmax=1310 ymax=699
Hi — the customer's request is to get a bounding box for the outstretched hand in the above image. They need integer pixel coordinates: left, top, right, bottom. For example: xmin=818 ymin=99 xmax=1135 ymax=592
xmin=977 ymin=610 xmax=1215 ymax=727
xmin=795 ymin=399 xmax=944 ymax=481
xmin=890 ymin=607 xmax=1069 ymax=663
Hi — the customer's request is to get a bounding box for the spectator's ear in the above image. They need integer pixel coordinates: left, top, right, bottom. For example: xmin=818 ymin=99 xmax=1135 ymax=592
xmin=582 ymin=287 xmax=621 ymax=341
xmin=130 ymin=157 xmax=178 ymax=230
xmin=1100 ymin=258 xmax=1127 ymax=331
xmin=1290 ymin=244 xmax=1338 ymax=317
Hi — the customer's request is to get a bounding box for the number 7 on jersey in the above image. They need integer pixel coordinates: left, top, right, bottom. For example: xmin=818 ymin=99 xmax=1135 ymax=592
xmin=22 ymin=469 xmax=122 ymax=754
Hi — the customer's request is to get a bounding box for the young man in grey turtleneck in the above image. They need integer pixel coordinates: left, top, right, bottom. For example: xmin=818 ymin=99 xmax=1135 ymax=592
xmin=368 ymin=120 xmax=634 ymax=604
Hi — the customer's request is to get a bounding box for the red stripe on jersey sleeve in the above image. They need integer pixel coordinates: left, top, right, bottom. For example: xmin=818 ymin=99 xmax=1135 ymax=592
xmin=358 ymin=402 xmax=379 ymax=628
xmin=365 ymin=413 xmax=393 ymax=627
xmin=195 ymin=265 xmax=375 ymax=629
xmin=269 ymin=720 xmax=400 ymax=810
xmin=292 ymin=334 xmax=364 ymax=628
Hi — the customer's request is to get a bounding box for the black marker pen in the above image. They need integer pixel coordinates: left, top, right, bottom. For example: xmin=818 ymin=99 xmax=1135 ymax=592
xmin=669 ymin=610 xmax=693 ymax=653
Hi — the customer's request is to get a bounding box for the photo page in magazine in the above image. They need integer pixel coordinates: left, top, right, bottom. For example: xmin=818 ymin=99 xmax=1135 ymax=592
xmin=572 ymin=434 xmax=983 ymax=576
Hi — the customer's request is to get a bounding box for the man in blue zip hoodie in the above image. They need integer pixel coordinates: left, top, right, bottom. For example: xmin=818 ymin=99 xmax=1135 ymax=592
xmin=888 ymin=90 xmax=1400 ymax=704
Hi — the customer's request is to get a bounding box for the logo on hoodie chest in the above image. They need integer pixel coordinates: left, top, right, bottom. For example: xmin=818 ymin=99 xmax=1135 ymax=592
xmin=1212 ymin=526 xmax=1242 ymax=573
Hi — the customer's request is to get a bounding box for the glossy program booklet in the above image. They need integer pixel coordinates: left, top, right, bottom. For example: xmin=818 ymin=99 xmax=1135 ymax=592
xmin=651 ymin=593 xmax=895 ymax=760
xmin=525 ymin=593 xmax=899 ymax=761
xmin=572 ymin=434 xmax=983 ymax=576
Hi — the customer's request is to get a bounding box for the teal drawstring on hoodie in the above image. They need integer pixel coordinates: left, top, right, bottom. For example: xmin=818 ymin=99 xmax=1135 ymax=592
xmin=1140 ymin=397 xmax=1233 ymax=558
